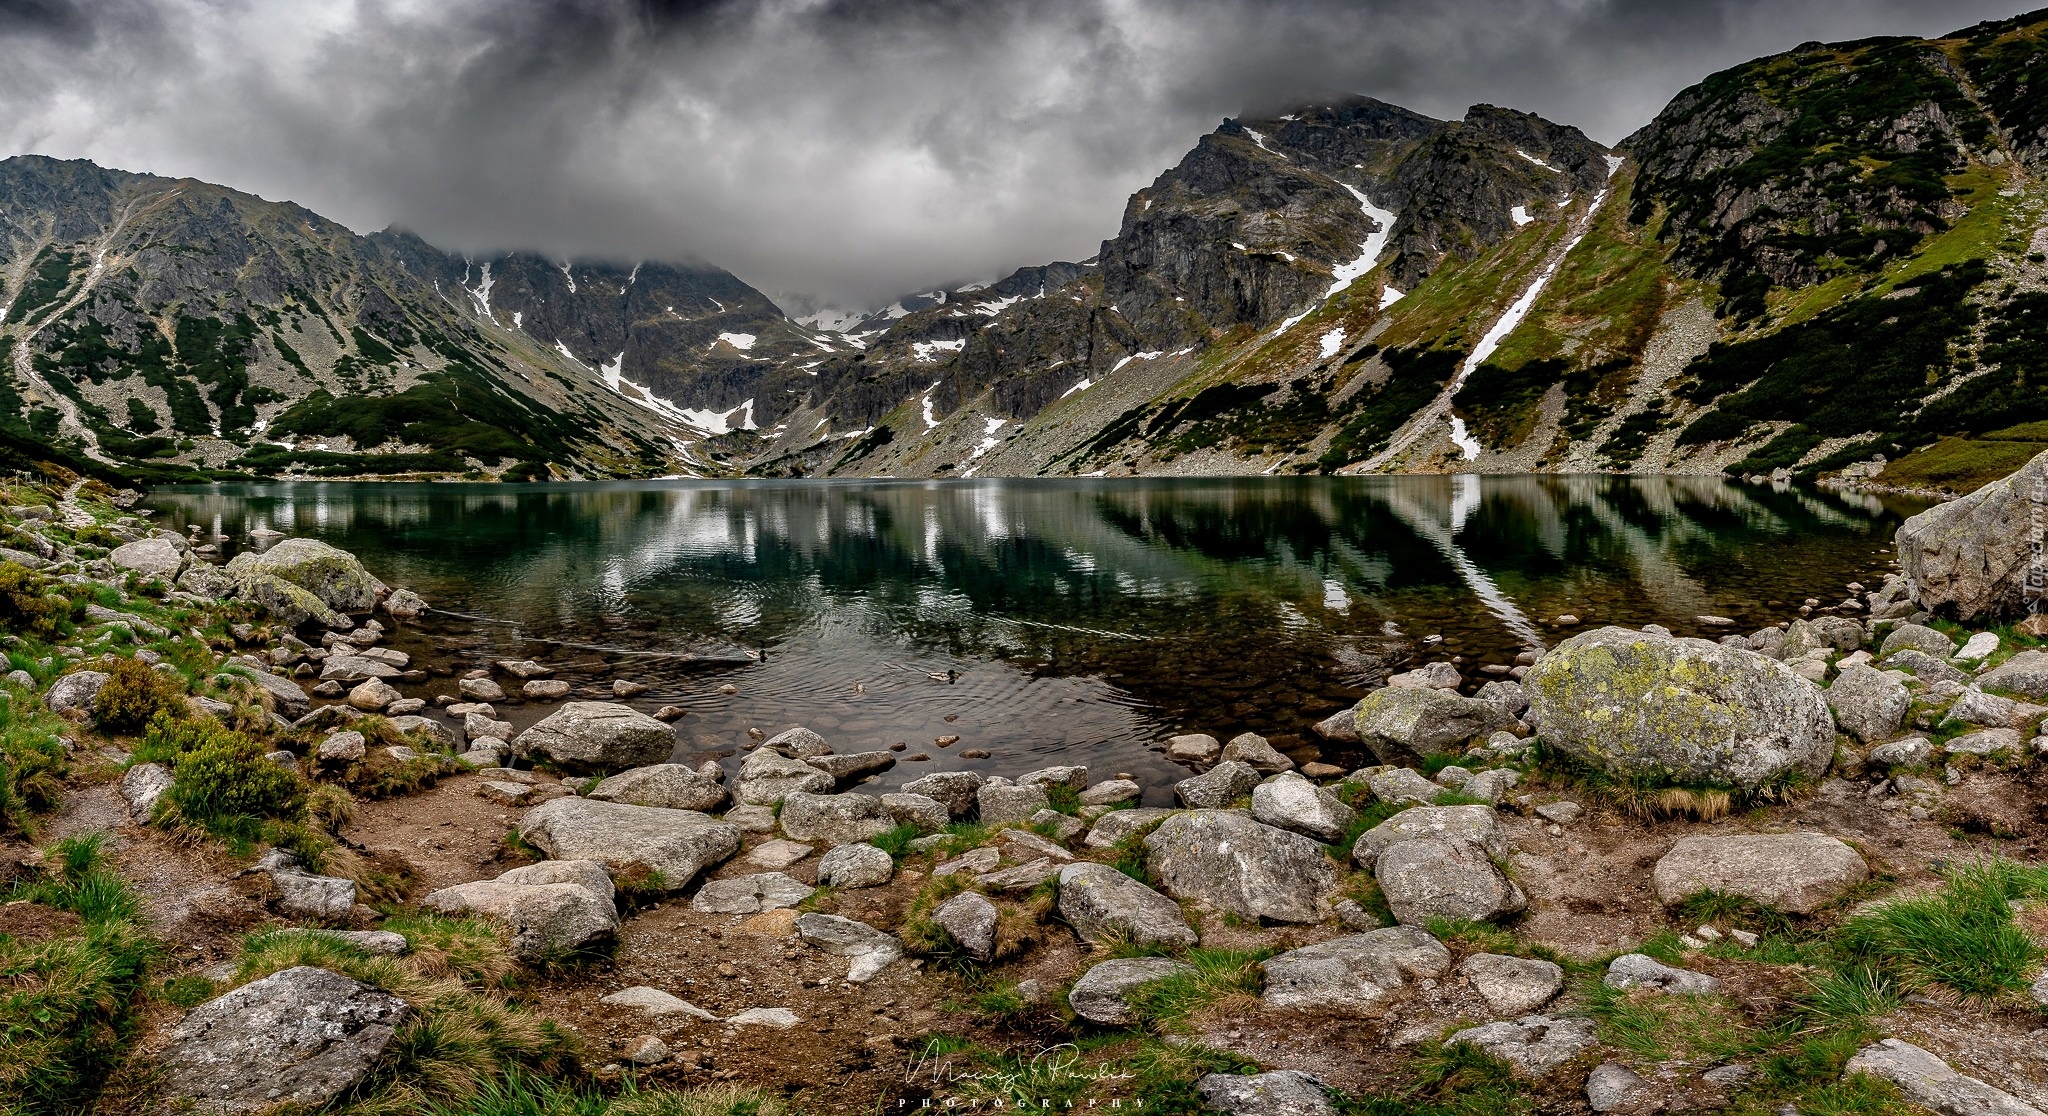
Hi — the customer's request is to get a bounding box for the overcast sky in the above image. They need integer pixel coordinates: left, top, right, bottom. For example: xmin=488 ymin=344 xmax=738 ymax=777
xmin=0 ymin=0 xmax=2030 ymax=310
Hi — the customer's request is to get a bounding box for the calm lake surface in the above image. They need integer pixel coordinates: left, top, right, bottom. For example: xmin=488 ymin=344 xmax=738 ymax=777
xmin=146 ymin=476 xmax=1926 ymax=800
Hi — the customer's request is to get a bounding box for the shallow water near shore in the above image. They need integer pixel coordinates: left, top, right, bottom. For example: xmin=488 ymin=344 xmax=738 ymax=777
xmin=147 ymin=475 xmax=1926 ymax=800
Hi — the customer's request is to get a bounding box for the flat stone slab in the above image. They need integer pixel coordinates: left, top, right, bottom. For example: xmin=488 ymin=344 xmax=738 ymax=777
xmin=1651 ymin=833 xmax=1867 ymax=914
xmin=1845 ymin=1039 xmax=2045 ymax=1116
xmin=599 ymin=986 xmax=720 ymax=1020
xmin=690 ymin=872 xmax=815 ymax=914
xmin=157 ymin=966 xmax=412 ymax=1114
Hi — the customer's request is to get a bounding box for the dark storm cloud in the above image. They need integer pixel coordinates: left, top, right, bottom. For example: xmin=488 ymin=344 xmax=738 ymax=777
xmin=0 ymin=0 xmax=2029 ymax=310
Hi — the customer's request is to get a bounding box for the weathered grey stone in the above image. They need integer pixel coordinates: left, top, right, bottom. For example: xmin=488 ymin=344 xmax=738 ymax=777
xmin=1844 ymin=1038 xmax=2045 ymax=1116
xmin=1351 ymin=804 xmax=1506 ymax=870
xmin=1259 ymin=926 xmax=1451 ymax=1013
xmin=1958 ymin=632 xmax=2002 ymax=662
xmin=1828 ymin=663 xmax=1911 ymax=744
xmin=1887 ymin=647 xmax=1973 ymax=685
xmin=978 ymin=781 xmax=1051 ymax=825
xmin=778 ymin=792 xmax=894 ymax=846
xmin=745 ymin=838 xmax=814 ymax=869
xmin=976 ymin=858 xmax=1061 ymax=892
xmin=764 ymin=726 xmax=832 ymax=758
xmin=816 ymin=843 xmax=894 ymax=888
xmin=1310 ymin=709 xmax=1359 ymax=744
xmin=1032 ymin=810 xmax=1088 ymax=842
xmin=1019 ymin=764 xmax=1090 ymax=790
xmin=933 ymin=891 xmax=1000 ymax=961
xmin=514 ymin=702 xmax=675 ymax=772
xmin=1221 ymin=733 xmax=1294 ymax=773
xmin=901 ymin=771 xmax=985 ymax=816
xmin=1459 ymin=953 xmax=1565 ymax=1015
xmin=388 ymin=715 xmax=456 ymax=750
xmin=1946 ymin=689 xmax=2048 ymax=732
xmin=736 ymin=750 xmax=836 ymax=805
xmin=275 ymin=929 xmax=410 ymax=956
xmin=1881 ymin=623 xmax=1961 ymax=659
xmin=1079 ymin=779 xmax=1141 ymax=806
xmin=1375 ymin=837 xmax=1525 ymax=925
xmin=588 ymin=764 xmax=729 ymax=811
xmin=1174 ymin=760 xmax=1261 ymax=808
xmin=1526 ymin=626 xmax=1835 ymax=791
xmin=271 ymin=871 xmax=357 ymax=922
xmin=1166 ymin=733 xmax=1223 ymax=765
xmin=1897 ymin=454 xmax=2048 ymax=619
xmin=111 ymin=535 xmax=187 ymax=579
xmin=1250 ymin=771 xmax=1357 ymax=842
xmin=320 ymin=654 xmax=401 ymax=682
xmin=1352 ymin=686 xmax=1511 ymax=765
xmin=1447 ymin=1015 xmax=1599 ymax=1077
xmin=347 ymin=678 xmax=399 ymax=711
xmin=227 ymin=538 xmax=386 ymax=615
xmin=805 ymin=750 xmax=897 ymax=782
xmin=1476 ymin=679 xmax=1530 ymax=719
xmin=518 ymin=798 xmax=739 ymax=890
xmin=1144 ymin=811 xmax=1336 ymax=923
xmin=523 ymin=679 xmax=571 ymax=700
xmin=880 ymin=792 xmax=950 ymax=831
xmin=120 ymin=762 xmax=172 ymax=820
xmin=794 ymin=913 xmax=902 ymax=982
xmin=689 ymin=872 xmax=815 ymax=914
xmin=1979 ymin=650 xmax=2048 ymax=698
xmin=45 ymin=669 xmax=108 ymax=715
xmin=1947 ymin=727 xmax=2025 ymax=757
xmin=1585 ymin=1063 xmax=1651 ymax=1113
xmin=1388 ymin=661 xmax=1463 ymax=690
xmin=1084 ymin=807 xmax=1180 ymax=848
xmin=1463 ymin=768 xmax=1521 ymax=804
xmin=1652 ymin=833 xmax=1868 ymax=914
xmin=723 ymin=804 xmax=777 ymax=833
xmin=1359 ymin=767 xmax=1447 ymax=806
xmin=1069 ymin=957 xmax=1194 ymax=1025
xmin=157 ymin=966 xmax=410 ymax=1114
xmin=1194 ymin=1071 xmax=1334 ymax=1116
xmin=1869 ymin=736 xmax=1935 ymax=767
xmin=1056 ymin=862 xmax=1198 ymax=947
xmin=599 ymin=986 xmax=719 ymax=1020
xmin=423 ymin=868 xmax=619 ymax=960
xmin=459 ymin=676 xmax=507 ymax=702
xmin=1604 ymin=953 xmax=1719 ymax=994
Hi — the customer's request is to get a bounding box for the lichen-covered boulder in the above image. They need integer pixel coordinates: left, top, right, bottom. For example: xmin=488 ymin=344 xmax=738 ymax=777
xmin=157 ymin=966 xmax=411 ymax=1114
xmin=1526 ymin=626 xmax=1835 ymax=790
xmin=226 ymin=538 xmax=387 ymax=615
xmin=1352 ymin=686 xmax=1512 ymax=766
xmin=1896 ymin=448 xmax=2048 ymax=621
xmin=1143 ymin=810 xmax=1335 ymax=923
xmin=111 ymin=535 xmax=187 ymax=579
xmin=514 ymin=702 xmax=676 ymax=772
xmin=517 ymin=798 xmax=739 ymax=890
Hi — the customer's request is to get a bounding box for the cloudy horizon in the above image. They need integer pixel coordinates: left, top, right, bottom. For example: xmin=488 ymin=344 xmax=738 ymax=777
xmin=0 ymin=0 xmax=2031 ymax=312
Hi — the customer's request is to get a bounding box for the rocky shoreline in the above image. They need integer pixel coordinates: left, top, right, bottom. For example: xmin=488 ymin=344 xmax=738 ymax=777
xmin=9 ymin=463 xmax=2048 ymax=1115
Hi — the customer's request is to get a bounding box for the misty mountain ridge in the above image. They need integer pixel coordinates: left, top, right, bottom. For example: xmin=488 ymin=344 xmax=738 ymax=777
xmin=3 ymin=7 xmax=2047 ymax=492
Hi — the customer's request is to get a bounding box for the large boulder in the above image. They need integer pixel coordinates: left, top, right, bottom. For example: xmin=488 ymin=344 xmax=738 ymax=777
xmin=1374 ymin=837 xmax=1525 ymax=925
xmin=1056 ymin=862 xmax=1198 ymax=948
xmin=226 ymin=538 xmax=386 ymax=615
xmin=1458 ymin=953 xmax=1565 ymax=1015
xmin=1143 ymin=811 xmax=1336 ymax=923
xmin=1250 ymin=772 xmax=1358 ymax=842
xmin=111 ymin=535 xmax=186 ymax=579
xmin=1525 ymin=626 xmax=1835 ymax=790
xmin=1068 ymin=957 xmax=1194 ymax=1025
xmin=1352 ymin=687 xmax=1511 ymax=766
xmin=1844 ymin=1038 xmax=2045 ymax=1116
xmin=737 ymin=750 xmax=835 ymax=805
xmin=1827 ymin=663 xmax=1911 ymax=744
xmin=45 ymin=670 xmax=109 ymax=716
xmin=1651 ymin=833 xmax=1869 ymax=914
xmin=1979 ymin=650 xmax=2048 ymax=698
xmin=1350 ymin=804 xmax=1507 ymax=870
xmin=234 ymin=665 xmax=311 ymax=719
xmin=1174 ymin=760 xmax=1261 ymax=808
xmin=423 ymin=861 xmax=620 ymax=961
xmin=1880 ymin=623 xmax=1959 ymax=660
xmin=777 ymin=792 xmax=894 ymax=846
xmin=1194 ymin=1072 xmax=1335 ymax=1116
xmin=900 ymin=770 xmax=985 ymax=816
xmin=977 ymin=781 xmax=1050 ymax=824
xmin=517 ymin=798 xmax=739 ymax=890
xmin=587 ymin=764 xmax=729 ymax=811
xmin=1895 ymin=449 xmax=2048 ymax=620
xmin=157 ymin=966 xmax=411 ymax=1114
xmin=514 ymin=702 xmax=676 ymax=772
xmin=817 ymin=843 xmax=894 ymax=888
xmin=1259 ymin=926 xmax=1451 ymax=1014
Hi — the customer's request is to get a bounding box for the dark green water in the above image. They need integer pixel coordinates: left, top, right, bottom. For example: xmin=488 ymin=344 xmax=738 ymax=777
xmin=146 ymin=476 xmax=1924 ymax=799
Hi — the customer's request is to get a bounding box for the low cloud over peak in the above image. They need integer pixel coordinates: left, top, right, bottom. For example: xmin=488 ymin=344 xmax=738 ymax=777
xmin=0 ymin=0 xmax=2024 ymax=310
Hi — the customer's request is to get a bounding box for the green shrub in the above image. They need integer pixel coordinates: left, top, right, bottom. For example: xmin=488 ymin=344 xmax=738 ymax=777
xmin=136 ymin=713 xmax=304 ymax=846
xmin=0 ymin=563 xmax=68 ymax=639
xmin=92 ymin=656 xmax=186 ymax=734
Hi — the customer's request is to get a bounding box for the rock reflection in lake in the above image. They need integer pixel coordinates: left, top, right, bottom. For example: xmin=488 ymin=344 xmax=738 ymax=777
xmin=147 ymin=475 xmax=1924 ymax=791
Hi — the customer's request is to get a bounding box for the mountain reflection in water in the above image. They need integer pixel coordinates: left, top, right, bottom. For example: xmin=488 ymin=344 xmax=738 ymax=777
xmin=147 ymin=475 xmax=1922 ymax=796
